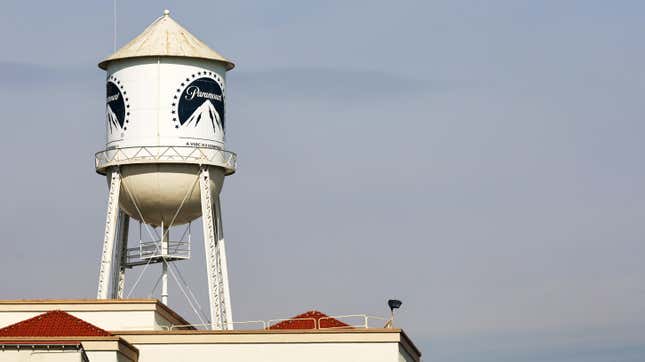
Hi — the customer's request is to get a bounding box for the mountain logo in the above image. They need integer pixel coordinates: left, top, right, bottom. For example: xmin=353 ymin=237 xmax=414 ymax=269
xmin=106 ymin=103 xmax=120 ymax=131
xmin=106 ymin=77 xmax=129 ymax=134
xmin=172 ymin=73 xmax=225 ymax=135
xmin=183 ymin=99 xmax=223 ymax=135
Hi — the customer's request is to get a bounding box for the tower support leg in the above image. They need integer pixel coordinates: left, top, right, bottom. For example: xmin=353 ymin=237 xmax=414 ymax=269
xmin=97 ymin=168 xmax=122 ymax=299
xmin=215 ymin=197 xmax=234 ymax=330
xmin=111 ymin=210 xmax=130 ymax=299
xmin=200 ymin=166 xmax=231 ymax=330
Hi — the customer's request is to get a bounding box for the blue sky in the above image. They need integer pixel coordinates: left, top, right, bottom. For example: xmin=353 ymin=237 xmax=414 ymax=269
xmin=1 ymin=1 xmax=644 ymax=361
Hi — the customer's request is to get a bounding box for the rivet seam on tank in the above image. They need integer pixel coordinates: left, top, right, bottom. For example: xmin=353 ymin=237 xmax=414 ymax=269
xmin=106 ymin=75 xmax=130 ymax=138
xmin=171 ymin=71 xmax=226 ymax=135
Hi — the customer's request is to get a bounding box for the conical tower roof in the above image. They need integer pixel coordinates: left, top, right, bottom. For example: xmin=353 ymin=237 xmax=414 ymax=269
xmin=99 ymin=10 xmax=234 ymax=70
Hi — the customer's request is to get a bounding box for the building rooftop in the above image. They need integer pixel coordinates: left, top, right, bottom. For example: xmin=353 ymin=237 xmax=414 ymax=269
xmin=0 ymin=299 xmax=420 ymax=361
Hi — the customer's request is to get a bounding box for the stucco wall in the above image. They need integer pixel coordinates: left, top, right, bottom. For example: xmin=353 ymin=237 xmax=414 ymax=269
xmin=0 ymin=349 xmax=85 ymax=362
xmin=83 ymin=351 xmax=123 ymax=362
xmin=133 ymin=342 xmax=400 ymax=362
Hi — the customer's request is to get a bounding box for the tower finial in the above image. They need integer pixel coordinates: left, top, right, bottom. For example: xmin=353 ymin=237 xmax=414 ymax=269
xmin=163 ymin=9 xmax=170 ymax=16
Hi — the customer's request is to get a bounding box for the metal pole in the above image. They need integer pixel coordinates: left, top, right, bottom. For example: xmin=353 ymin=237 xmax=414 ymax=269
xmin=97 ymin=168 xmax=122 ymax=299
xmin=161 ymin=222 xmax=169 ymax=305
xmin=113 ymin=0 xmax=117 ymax=52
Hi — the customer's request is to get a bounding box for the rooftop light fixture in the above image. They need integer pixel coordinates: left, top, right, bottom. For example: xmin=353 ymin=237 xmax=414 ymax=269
xmin=385 ymin=299 xmax=402 ymax=328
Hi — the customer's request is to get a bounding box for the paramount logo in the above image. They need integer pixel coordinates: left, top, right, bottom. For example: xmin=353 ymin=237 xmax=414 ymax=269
xmin=184 ymin=86 xmax=222 ymax=102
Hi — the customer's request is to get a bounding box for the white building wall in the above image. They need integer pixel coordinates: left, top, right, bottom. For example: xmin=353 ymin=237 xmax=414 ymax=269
xmin=64 ymin=312 xmax=156 ymax=331
xmin=0 ymin=350 xmax=85 ymax=362
xmin=134 ymin=342 xmax=400 ymax=362
xmin=83 ymin=351 xmax=121 ymax=362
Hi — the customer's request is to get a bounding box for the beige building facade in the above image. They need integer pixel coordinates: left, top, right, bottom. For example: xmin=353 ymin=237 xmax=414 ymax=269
xmin=0 ymin=300 xmax=421 ymax=362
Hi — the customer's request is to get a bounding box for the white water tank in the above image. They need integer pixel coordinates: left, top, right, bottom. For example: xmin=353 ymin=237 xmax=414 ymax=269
xmin=96 ymin=10 xmax=236 ymax=227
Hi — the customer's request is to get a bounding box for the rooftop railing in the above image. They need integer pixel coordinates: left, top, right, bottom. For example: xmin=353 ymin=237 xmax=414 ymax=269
xmin=165 ymin=314 xmax=390 ymax=331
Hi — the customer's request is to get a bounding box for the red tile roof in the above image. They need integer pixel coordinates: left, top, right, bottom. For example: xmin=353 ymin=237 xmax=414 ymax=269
xmin=269 ymin=310 xmax=351 ymax=330
xmin=0 ymin=310 xmax=111 ymax=337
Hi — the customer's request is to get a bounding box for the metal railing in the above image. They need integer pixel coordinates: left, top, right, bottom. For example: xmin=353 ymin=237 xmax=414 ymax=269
xmin=125 ymin=247 xmax=144 ymax=266
xmin=170 ymin=320 xmax=268 ymax=331
xmin=165 ymin=314 xmax=391 ymax=331
xmin=124 ymin=240 xmax=191 ymax=267
xmin=140 ymin=240 xmax=190 ymax=260
xmin=267 ymin=317 xmax=318 ymax=330
xmin=317 ymin=314 xmax=389 ymax=329
xmin=95 ymin=145 xmax=237 ymax=174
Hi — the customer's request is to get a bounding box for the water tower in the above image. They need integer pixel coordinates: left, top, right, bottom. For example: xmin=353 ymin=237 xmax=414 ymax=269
xmin=94 ymin=10 xmax=236 ymax=330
